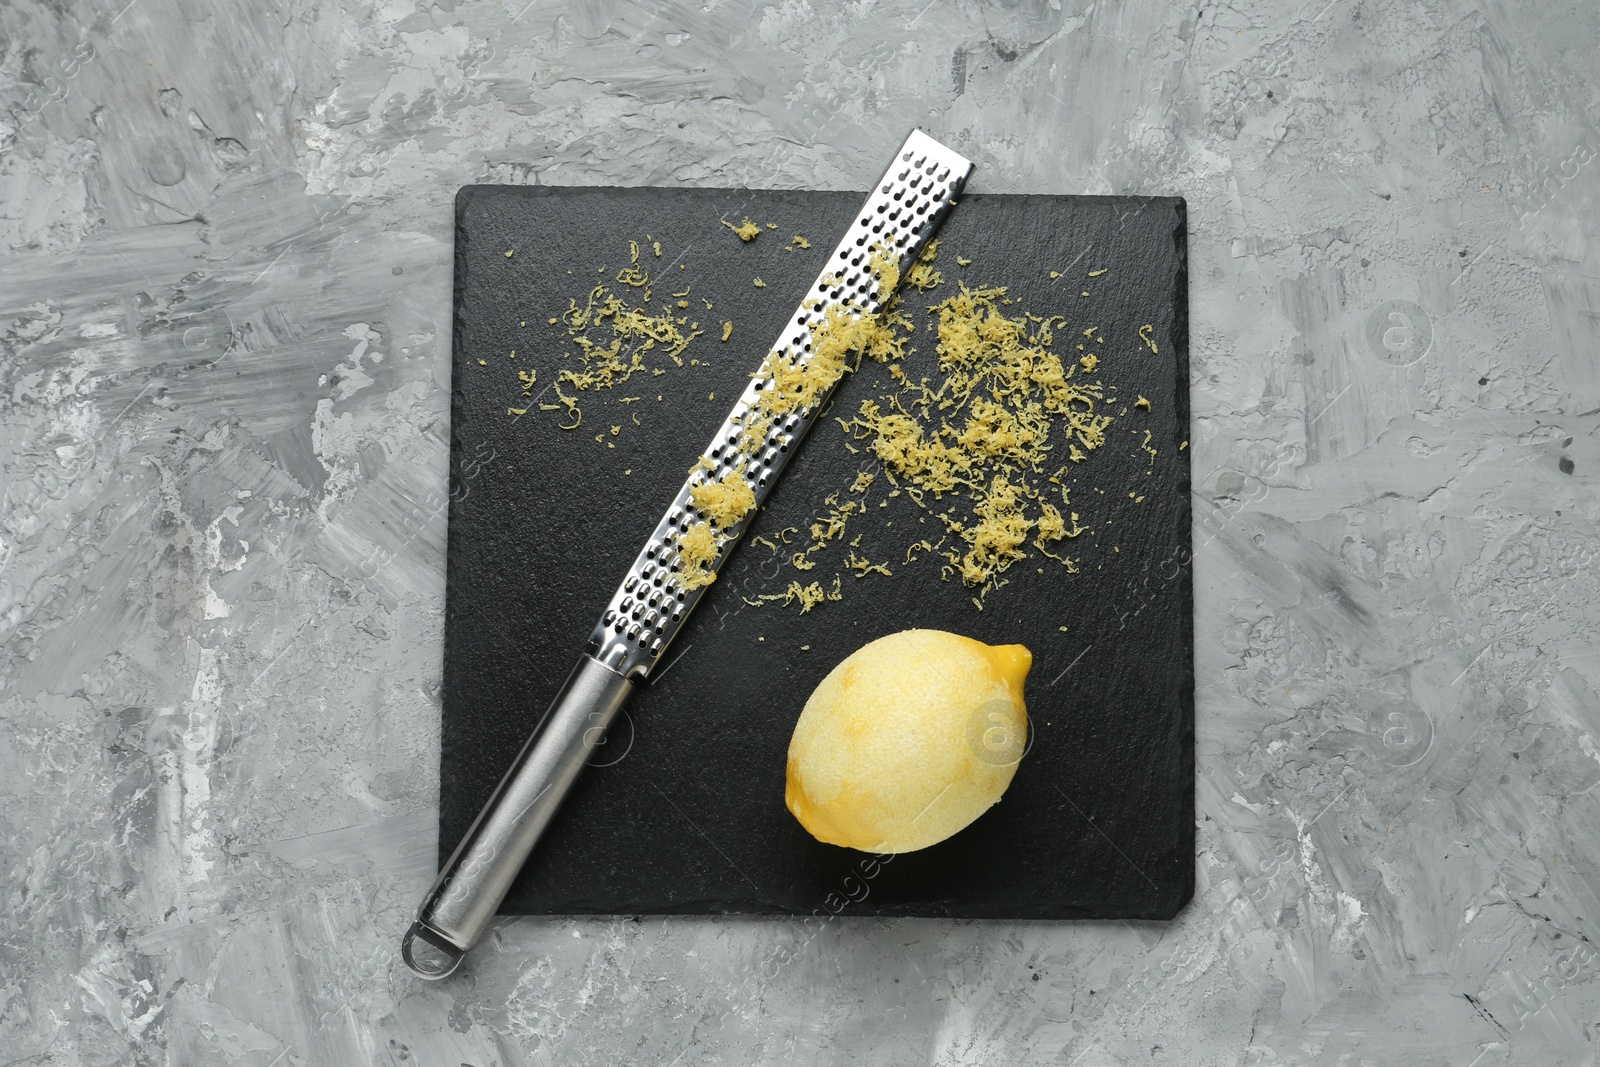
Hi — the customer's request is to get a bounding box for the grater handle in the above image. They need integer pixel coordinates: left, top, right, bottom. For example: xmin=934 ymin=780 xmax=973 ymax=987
xmin=402 ymin=654 xmax=634 ymax=979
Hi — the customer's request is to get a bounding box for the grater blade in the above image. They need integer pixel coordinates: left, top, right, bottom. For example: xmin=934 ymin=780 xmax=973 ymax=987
xmin=589 ymin=129 xmax=975 ymax=679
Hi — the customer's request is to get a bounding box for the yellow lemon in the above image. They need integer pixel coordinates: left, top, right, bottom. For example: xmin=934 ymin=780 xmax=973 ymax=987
xmin=785 ymin=628 xmax=1032 ymax=853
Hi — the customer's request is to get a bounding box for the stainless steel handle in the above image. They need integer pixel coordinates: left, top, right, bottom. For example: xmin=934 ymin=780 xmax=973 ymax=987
xmin=402 ymin=654 xmax=633 ymax=979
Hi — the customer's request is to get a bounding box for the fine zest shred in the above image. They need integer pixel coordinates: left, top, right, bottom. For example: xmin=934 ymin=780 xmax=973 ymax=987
xmin=741 ymin=577 xmax=843 ymax=612
xmin=790 ymin=491 xmax=861 ymax=571
xmin=845 ymin=549 xmax=892 ymax=577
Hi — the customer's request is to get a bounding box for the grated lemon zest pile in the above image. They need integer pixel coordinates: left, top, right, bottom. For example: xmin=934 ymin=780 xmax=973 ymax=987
xmin=867 ymin=242 xmax=900 ymax=296
xmin=515 ymin=234 xmax=1146 ymax=611
xmin=904 ymin=239 xmax=943 ymax=291
xmin=563 ymin=284 xmax=702 ymax=377
xmin=735 ymin=411 xmax=773 ymax=455
xmin=752 ymin=299 xmax=910 ymax=422
xmin=737 ymin=242 xmax=1130 ymax=609
xmin=520 ymin=244 xmax=707 ymax=433
xmin=675 ymin=521 xmax=719 ymax=589
xmin=690 ymin=468 xmax=756 ymax=529
xmin=835 ymin=281 xmax=1117 ymax=601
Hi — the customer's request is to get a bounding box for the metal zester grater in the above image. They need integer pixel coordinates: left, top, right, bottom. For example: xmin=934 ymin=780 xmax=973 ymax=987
xmin=403 ymin=129 xmax=975 ymax=979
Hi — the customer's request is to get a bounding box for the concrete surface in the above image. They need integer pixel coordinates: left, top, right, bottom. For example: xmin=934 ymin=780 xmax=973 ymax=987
xmin=3 ymin=0 xmax=1598 ymax=1063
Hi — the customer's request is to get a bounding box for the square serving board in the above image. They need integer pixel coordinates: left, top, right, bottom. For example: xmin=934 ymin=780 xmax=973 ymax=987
xmin=439 ymin=184 xmax=1192 ymax=919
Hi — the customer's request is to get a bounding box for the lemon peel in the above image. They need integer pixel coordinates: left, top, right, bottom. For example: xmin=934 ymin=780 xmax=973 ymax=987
xmin=785 ymin=629 xmax=1031 ymax=853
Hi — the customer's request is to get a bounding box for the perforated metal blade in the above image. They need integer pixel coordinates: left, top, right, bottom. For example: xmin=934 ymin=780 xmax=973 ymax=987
xmin=589 ymin=129 xmax=975 ymax=679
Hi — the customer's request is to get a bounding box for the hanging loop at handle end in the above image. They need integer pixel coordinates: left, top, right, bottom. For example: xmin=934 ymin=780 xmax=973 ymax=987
xmin=402 ymin=921 xmax=467 ymax=980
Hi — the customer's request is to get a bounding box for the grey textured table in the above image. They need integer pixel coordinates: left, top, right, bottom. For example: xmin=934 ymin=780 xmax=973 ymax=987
xmin=2 ymin=1 xmax=1596 ymax=1064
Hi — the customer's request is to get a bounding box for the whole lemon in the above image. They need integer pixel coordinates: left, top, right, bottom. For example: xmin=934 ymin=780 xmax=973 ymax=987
xmin=784 ymin=628 xmax=1032 ymax=853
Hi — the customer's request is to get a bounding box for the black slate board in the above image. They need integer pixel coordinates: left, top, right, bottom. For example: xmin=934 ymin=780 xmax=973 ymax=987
xmin=441 ymin=185 xmax=1192 ymax=919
